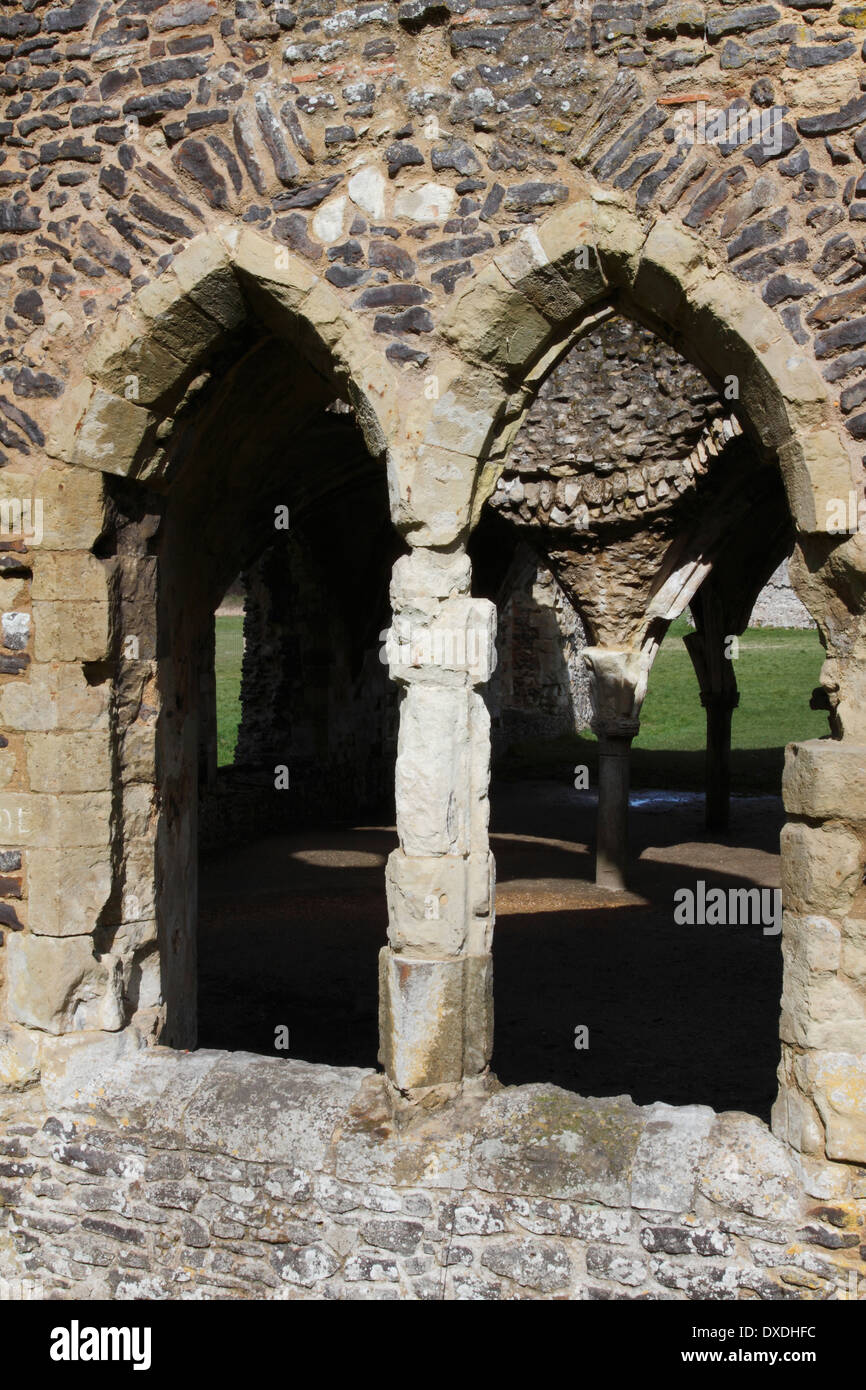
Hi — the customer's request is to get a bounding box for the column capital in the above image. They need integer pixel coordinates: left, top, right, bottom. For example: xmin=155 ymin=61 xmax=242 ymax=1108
xmin=582 ymin=645 xmax=649 ymax=738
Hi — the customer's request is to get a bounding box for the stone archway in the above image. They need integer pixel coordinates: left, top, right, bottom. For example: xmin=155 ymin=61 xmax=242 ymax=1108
xmin=380 ymin=192 xmax=866 ymax=1162
xmin=3 ymin=230 xmax=402 ymax=1061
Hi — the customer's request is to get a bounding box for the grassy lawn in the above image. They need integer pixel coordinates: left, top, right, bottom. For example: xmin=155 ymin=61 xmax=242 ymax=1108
xmin=215 ymin=613 xmax=829 ymax=792
xmin=215 ymin=615 xmax=244 ymax=766
xmin=503 ymin=616 xmax=829 ymax=794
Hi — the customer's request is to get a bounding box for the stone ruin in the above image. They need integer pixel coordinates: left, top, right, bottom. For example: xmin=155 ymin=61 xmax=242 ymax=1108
xmin=0 ymin=0 xmax=865 ymax=1302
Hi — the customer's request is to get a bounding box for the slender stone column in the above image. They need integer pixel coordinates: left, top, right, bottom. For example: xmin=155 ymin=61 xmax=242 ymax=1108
xmin=700 ymin=688 xmax=739 ymax=831
xmin=379 ymin=548 xmax=496 ymax=1097
xmin=582 ymin=648 xmax=647 ymax=892
xmin=683 ymin=606 xmax=739 ymax=832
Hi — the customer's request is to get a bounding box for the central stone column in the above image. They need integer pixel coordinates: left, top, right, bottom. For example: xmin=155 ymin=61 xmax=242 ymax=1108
xmin=379 ymin=548 xmax=496 ymax=1098
xmin=583 ymin=647 xmax=647 ymax=892
xmin=683 ymin=593 xmax=740 ymax=833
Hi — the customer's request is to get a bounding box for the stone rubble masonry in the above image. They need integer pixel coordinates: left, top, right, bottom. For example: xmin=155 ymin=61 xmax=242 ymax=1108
xmin=0 ymin=0 xmax=864 ymax=1234
xmin=0 ymin=1048 xmax=863 ymax=1302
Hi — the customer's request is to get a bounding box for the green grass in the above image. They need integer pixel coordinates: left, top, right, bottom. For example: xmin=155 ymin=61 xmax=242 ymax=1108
xmin=214 ymin=613 xmax=829 ymax=792
xmin=503 ymin=617 xmax=829 ymax=794
xmin=215 ymin=615 xmax=244 ymax=766
xmin=639 ymin=616 xmax=827 ymax=752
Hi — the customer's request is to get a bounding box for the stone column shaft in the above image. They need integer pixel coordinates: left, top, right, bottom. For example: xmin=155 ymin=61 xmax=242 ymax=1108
xmin=380 ymin=549 xmax=496 ymax=1095
xmin=583 ymin=647 xmax=647 ymax=893
xmin=701 ymin=689 xmax=739 ymax=832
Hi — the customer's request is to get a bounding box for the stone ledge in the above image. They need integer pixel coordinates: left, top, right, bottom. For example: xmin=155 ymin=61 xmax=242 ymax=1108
xmin=2 ymin=1049 xmax=863 ymax=1301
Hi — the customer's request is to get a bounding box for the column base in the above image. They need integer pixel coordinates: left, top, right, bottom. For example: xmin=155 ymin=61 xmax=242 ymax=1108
xmin=378 ymin=948 xmax=493 ymax=1092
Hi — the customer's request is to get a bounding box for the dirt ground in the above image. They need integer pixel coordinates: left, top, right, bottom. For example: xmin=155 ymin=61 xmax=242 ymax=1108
xmin=198 ymin=780 xmax=783 ymax=1121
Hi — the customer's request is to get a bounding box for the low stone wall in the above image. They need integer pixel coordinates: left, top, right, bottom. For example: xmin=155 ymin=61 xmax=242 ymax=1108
xmin=1 ymin=1045 xmax=863 ymax=1301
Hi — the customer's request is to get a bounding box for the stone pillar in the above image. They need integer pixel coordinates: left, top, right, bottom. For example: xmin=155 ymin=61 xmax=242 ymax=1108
xmin=701 ymin=689 xmax=739 ymax=832
xmin=582 ymin=648 xmax=646 ymax=892
xmin=684 ymin=600 xmax=739 ymax=833
xmin=771 ymin=740 xmax=866 ymax=1165
xmin=379 ymin=548 xmax=496 ymax=1097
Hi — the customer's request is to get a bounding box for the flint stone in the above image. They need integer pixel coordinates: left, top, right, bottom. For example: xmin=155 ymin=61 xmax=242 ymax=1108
xmin=481 ymin=1238 xmax=573 ymax=1292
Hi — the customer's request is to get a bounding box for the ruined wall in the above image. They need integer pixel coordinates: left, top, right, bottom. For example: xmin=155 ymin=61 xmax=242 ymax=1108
xmin=0 ymin=0 xmax=864 ymax=424
xmin=1 ymin=1048 xmax=864 ymax=1301
xmin=200 ymin=533 xmax=396 ymax=846
xmin=0 ymin=0 xmax=865 ymax=1292
xmin=750 ymin=555 xmax=817 ymax=627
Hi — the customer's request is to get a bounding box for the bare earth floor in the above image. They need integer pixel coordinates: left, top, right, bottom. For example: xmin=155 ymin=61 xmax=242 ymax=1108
xmin=198 ymin=781 xmax=783 ymax=1123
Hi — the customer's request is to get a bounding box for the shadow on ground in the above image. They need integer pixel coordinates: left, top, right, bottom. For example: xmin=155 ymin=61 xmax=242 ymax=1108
xmin=197 ymin=779 xmax=783 ymax=1122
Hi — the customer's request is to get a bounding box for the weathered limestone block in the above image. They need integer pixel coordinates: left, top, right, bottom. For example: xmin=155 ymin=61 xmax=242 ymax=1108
xmin=169 ymin=235 xmax=246 ymax=331
xmin=441 ymin=261 xmax=553 ymax=377
xmin=698 ymin=1112 xmax=801 ymax=1221
xmin=630 ymin=1102 xmax=715 ymax=1211
xmin=783 ymin=740 xmax=866 ymax=820
xmin=590 ymin=197 xmax=648 ymax=290
xmin=0 ymin=662 xmax=109 ymax=732
xmin=672 ymin=276 xmax=796 ymax=448
xmin=229 ymin=224 xmax=318 ymax=320
xmin=386 ymin=849 xmax=468 ymax=956
xmin=390 ymin=548 xmax=472 ymax=607
xmin=28 ymin=846 xmax=112 ymax=937
xmin=378 ymin=949 xmax=492 ymax=1090
xmin=395 ymin=685 xmax=474 ymax=856
xmin=493 ymin=222 xmax=607 ymax=328
xmin=6 ymin=933 xmax=123 ymax=1034
xmin=780 ymin=821 xmax=863 ymax=916
xmin=32 ymin=599 xmax=110 ymax=663
xmin=30 ymin=551 xmax=108 ymax=604
xmin=633 ymin=220 xmax=706 ymax=329
xmin=119 ymin=838 xmax=158 ymax=926
xmin=470 ymin=1085 xmax=645 ymax=1205
xmin=772 ymin=1048 xmax=826 ymax=1156
xmin=801 ymin=1051 xmax=866 ymax=1163
xmin=386 ymin=849 xmax=494 ymax=958
xmin=135 ymin=272 xmax=224 ymax=367
xmin=179 ymin=1053 xmax=370 ymax=1169
xmin=387 ymin=595 xmax=496 ymax=688
xmin=841 ymin=915 xmax=866 ymax=984
xmin=120 ymin=722 xmax=157 ymax=785
xmin=422 ymin=375 xmax=505 ymax=462
xmin=84 ymin=308 xmax=192 ymax=407
xmin=780 ymin=913 xmax=866 ymax=1051
xmin=583 ymin=646 xmax=648 ymax=732
xmin=0 ymin=793 xmax=111 ymax=848
xmin=391 ymin=443 xmax=478 ymax=548
xmin=46 ymin=382 xmax=156 ymax=478
xmin=25 ymin=732 xmax=111 ymax=794
xmin=778 ymin=431 xmax=858 ymax=536
xmin=0 ymin=1022 xmax=40 ymax=1089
